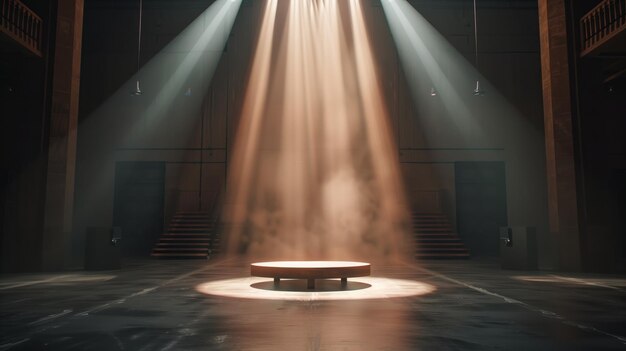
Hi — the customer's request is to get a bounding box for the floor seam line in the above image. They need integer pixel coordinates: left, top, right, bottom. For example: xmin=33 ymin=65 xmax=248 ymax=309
xmin=404 ymin=262 xmax=626 ymax=345
xmin=0 ymin=258 xmax=233 ymax=350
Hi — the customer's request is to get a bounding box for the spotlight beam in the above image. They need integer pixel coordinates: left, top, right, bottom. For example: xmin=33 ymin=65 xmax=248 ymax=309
xmin=74 ymin=0 xmax=242 ymax=242
xmin=225 ymin=0 xmax=278 ymax=239
xmin=124 ymin=0 xmax=242 ymax=147
xmin=379 ymin=0 xmax=549 ymax=245
xmin=381 ymin=0 xmax=488 ymax=144
xmin=224 ymin=0 xmax=411 ymax=261
xmin=349 ymin=0 xmax=410 ymax=254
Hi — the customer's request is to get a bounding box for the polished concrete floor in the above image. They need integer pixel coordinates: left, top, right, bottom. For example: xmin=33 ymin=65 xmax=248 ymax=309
xmin=1 ymin=258 xmax=625 ymax=350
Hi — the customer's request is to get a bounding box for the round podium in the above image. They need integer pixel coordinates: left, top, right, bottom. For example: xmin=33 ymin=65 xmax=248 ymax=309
xmin=251 ymin=261 xmax=371 ymax=289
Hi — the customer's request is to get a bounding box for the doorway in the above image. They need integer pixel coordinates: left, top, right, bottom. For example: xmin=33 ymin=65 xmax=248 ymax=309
xmin=610 ymin=168 xmax=626 ymax=271
xmin=113 ymin=162 xmax=165 ymax=257
xmin=455 ymin=162 xmax=508 ymax=257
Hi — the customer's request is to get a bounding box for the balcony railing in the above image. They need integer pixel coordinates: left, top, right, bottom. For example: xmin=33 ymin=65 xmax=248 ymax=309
xmin=580 ymin=0 xmax=626 ymax=56
xmin=0 ymin=0 xmax=43 ymax=57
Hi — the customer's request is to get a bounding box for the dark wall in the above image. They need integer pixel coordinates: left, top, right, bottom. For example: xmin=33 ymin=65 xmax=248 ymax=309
xmin=577 ymin=77 xmax=626 ymax=272
xmin=568 ymin=1 xmax=626 ymax=272
xmin=0 ymin=1 xmax=56 ymax=272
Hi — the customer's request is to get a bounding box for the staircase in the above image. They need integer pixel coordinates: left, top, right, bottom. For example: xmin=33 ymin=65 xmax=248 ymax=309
xmin=151 ymin=212 xmax=220 ymax=259
xmin=412 ymin=212 xmax=470 ymax=259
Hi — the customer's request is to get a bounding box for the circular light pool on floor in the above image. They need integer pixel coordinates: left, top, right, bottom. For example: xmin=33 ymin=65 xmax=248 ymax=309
xmin=196 ymin=276 xmax=436 ymax=301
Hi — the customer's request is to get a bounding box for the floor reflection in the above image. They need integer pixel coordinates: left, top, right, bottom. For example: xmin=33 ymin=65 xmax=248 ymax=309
xmin=213 ymin=291 xmax=415 ymax=350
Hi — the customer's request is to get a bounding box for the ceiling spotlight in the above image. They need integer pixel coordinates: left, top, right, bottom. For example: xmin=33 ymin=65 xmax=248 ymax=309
xmin=132 ymin=80 xmax=143 ymax=96
xmin=430 ymin=87 xmax=438 ymax=97
xmin=473 ymin=80 xmax=485 ymax=96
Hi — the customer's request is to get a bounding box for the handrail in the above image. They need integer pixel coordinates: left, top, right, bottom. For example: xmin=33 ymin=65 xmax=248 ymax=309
xmin=580 ymin=0 xmax=626 ymax=56
xmin=0 ymin=0 xmax=43 ymax=57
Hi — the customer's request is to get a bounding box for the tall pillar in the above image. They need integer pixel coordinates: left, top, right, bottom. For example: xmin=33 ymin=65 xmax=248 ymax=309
xmin=538 ymin=0 xmax=581 ymax=270
xmin=41 ymin=0 xmax=84 ymax=270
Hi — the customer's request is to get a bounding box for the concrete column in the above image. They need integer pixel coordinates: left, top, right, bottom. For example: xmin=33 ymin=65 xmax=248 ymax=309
xmin=41 ymin=0 xmax=84 ymax=270
xmin=538 ymin=0 xmax=581 ymax=270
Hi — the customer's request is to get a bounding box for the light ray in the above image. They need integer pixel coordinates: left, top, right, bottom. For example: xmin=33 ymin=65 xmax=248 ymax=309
xmin=224 ymin=0 xmax=410 ymax=262
xmin=74 ymin=0 xmax=242 ymax=252
xmin=380 ymin=0 xmax=548 ymax=249
xmin=225 ymin=0 xmax=278 ymax=237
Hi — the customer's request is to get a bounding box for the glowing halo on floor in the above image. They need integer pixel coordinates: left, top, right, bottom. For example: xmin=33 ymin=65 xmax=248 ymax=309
xmin=195 ymin=276 xmax=436 ymax=301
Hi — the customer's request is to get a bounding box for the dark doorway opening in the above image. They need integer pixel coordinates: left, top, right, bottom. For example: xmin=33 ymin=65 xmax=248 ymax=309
xmin=0 ymin=169 xmax=6 ymax=269
xmin=455 ymin=162 xmax=508 ymax=257
xmin=610 ymin=169 xmax=626 ymax=272
xmin=113 ymin=162 xmax=165 ymax=257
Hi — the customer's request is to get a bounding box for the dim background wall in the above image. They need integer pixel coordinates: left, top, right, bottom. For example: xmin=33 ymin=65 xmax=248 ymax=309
xmin=73 ymin=0 xmax=549 ymax=266
xmin=1 ymin=1 xmax=57 ymax=272
xmin=363 ymin=0 xmax=549 ymax=266
xmin=73 ymin=0 xmax=251 ymax=265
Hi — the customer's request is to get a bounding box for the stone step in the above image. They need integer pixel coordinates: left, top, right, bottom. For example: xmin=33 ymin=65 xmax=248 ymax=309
xmin=417 ymin=247 xmax=469 ymax=252
xmin=418 ymin=243 xmax=466 ymax=247
xmin=167 ymin=229 xmax=213 ymax=233
xmin=153 ymin=248 xmax=208 ymax=252
xmin=150 ymin=253 xmax=208 ymax=258
xmin=159 ymin=237 xmax=208 ymax=242
xmin=155 ymin=243 xmax=210 ymax=247
xmin=412 ymin=212 xmax=469 ymax=259
xmin=153 ymin=211 xmax=221 ymax=259
xmin=415 ymin=253 xmax=470 ymax=259
xmin=414 ymin=238 xmax=463 ymax=242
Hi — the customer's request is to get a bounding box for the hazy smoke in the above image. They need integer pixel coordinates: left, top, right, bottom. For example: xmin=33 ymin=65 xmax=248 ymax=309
xmin=224 ymin=0 xmax=410 ymax=262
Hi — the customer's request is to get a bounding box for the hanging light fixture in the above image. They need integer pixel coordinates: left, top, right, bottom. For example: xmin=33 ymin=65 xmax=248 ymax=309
xmin=131 ymin=0 xmax=143 ymax=96
xmin=430 ymin=53 xmax=439 ymax=97
xmin=472 ymin=0 xmax=485 ymax=96
xmin=473 ymin=80 xmax=484 ymax=96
